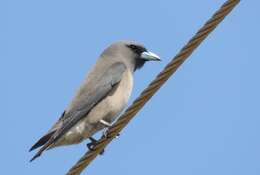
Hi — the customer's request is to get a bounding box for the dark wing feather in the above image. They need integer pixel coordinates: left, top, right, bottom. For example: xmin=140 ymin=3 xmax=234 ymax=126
xmin=29 ymin=130 xmax=56 ymax=152
xmin=30 ymin=62 xmax=126 ymax=161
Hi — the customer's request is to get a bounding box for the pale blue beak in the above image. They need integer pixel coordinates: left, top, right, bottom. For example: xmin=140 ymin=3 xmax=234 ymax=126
xmin=140 ymin=51 xmax=161 ymax=61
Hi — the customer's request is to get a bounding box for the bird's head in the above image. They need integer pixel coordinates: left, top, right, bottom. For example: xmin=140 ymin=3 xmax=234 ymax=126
xmin=102 ymin=40 xmax=161 ymax=71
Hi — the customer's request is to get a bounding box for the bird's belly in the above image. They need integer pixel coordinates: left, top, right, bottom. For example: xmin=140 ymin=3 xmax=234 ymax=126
xmin=54 ymin=122 xmax=91 ymax=146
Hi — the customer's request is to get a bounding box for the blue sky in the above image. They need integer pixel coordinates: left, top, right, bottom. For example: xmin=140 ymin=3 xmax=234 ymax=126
xmin=3 ymin=1 xmax=260 ymax=175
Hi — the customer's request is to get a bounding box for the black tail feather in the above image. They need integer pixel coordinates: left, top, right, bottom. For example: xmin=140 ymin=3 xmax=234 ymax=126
xmin=29 ymin=131 xmax=56 ymax=152
xmin=30 ymin=152 xmax=42 ymax=162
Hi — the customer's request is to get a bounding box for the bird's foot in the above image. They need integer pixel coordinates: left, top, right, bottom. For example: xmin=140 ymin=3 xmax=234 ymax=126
xmin=99 ymin=119 xmax=112 ymax=127
xmin=99 ymin=119 xmax=120 ymax=138
xmin=102 ymin=128 xmax=120 ymax=139
xmin=87 ymin=137 xmax=105 ymax=155
xmin=102 ymin=128 xmax=109 ymax=138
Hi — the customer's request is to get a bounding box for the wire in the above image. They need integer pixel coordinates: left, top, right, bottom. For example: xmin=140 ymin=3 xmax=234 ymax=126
xmin=66 ymin=0 xmax=240 ymax=174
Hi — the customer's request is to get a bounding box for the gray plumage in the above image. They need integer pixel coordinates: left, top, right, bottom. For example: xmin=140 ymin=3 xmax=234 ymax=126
xmin=30 ymin=41 xmax=160 ymax=161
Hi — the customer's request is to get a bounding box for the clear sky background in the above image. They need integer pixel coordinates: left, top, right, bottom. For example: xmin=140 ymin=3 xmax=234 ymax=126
xmin=3 ymin=1 xmax=260 ymax=175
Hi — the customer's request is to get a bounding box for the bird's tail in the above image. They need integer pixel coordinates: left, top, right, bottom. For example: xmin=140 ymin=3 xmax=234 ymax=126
xmin=30 ymin=151 xmax=42 ymax=162
xmin=29 ymin=130 xmax=57 ymax=162
xmin=29 ymin=130 xmax=56 ymax=152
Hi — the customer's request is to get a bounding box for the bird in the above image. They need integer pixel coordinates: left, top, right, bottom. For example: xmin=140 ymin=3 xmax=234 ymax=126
xmin=29 ymin=40 xmax=161 ymax=162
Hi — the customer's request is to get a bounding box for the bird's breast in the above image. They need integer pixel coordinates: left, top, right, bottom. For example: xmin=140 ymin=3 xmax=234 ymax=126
xmin=105 ymin=69 xmax=134 ymax=121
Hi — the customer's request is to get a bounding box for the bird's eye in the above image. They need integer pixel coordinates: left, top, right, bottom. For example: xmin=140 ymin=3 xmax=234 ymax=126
xmin=128 ymin=44 xmax=137 ymax=50
xmin=127 ymin=44 xmax=146 ymax=54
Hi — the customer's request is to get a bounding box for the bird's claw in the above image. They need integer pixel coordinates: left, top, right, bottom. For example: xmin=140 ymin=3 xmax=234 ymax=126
xmin=87 ymin=137 xmax=105 ymax=155
xmin=102 ymin=128 xmax=109 ymax=138
xmin=86 ymin=142 xmax=94 ymax=150
xmin=99 ymin=119 xmax=120 ymax=139
xmin=102 ymin=128 xmax=120 ymax=139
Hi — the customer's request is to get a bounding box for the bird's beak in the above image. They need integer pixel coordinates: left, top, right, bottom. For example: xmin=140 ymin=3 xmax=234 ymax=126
xmin=140 ymin=51 xmax=161 ymax=61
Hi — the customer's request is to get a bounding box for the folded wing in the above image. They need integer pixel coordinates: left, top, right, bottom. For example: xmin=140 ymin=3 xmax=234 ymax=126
xmin=30 ymin=62 xmax=126 ymax=161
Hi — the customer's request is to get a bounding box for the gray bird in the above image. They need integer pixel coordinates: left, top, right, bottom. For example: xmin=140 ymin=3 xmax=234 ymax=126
xmin=29 ymin=40 xmax=160 ymax=161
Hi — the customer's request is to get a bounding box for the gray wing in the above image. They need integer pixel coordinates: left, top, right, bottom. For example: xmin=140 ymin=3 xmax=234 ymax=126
xmin=30 ymin=62 xmax=126 ymax=161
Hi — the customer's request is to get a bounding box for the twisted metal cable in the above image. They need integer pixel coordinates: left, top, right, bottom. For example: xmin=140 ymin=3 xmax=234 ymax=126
xmin=66 ymin=0 xmax=240 ymax=174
